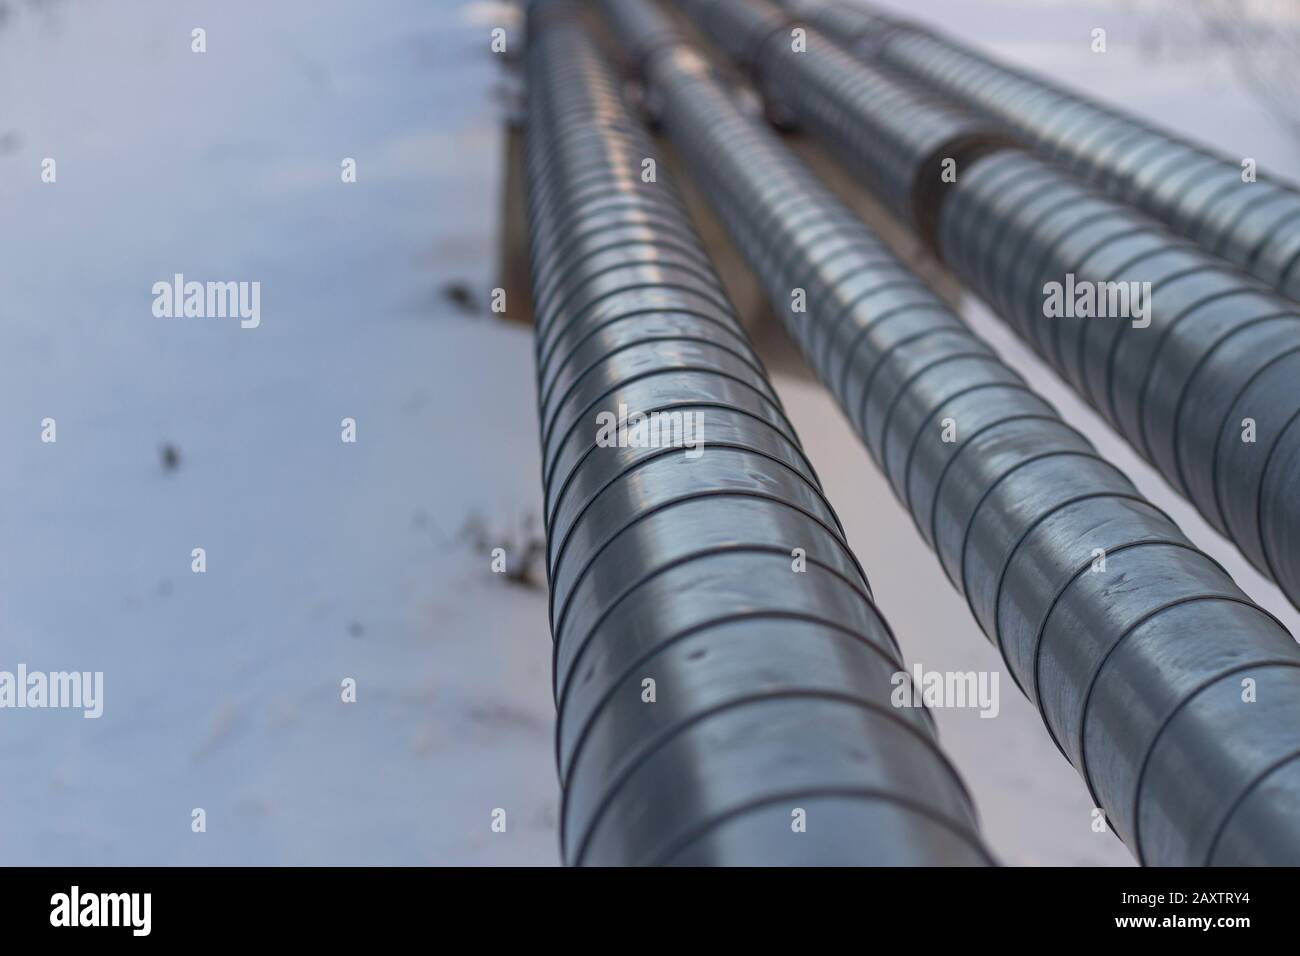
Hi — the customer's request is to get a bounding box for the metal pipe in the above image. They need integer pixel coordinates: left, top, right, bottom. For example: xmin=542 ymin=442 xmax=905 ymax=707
xmin=784 ymin=0 xmax=1300 ymax=306
xmin=625 ymin=0 xmax=1300 ymax=865
xmin=677 ymin=0 xmax=1008 ymax=241
xmin=524 ymin=0 xmax=990 ymax=866
xmin=677 ymin=0 xmax=1300 ymax=617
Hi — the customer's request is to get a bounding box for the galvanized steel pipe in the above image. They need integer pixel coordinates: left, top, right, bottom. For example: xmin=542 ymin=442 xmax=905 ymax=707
xmin=679 ymin=0 xmax=1300 ymax=616
xmin=524 ymin=0 xmax=989 ymax=866
xmin=678 ymin=0 xmax=1008 ymax=241
xmin=624 ymin=0 xmax=1300 ymax=865
xmin=784 ymin=0 xmax=1300 ymax=306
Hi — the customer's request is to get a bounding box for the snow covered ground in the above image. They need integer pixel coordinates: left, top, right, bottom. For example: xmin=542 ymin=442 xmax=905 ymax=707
xmin=1 ymin=0 xmax=1297 ymax=866
xmin=0 ymin=0 xmax=556 ymax=866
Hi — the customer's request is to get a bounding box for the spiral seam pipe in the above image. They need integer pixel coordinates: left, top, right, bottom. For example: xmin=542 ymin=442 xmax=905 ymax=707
xmin=639 ymin=0 xmax=1300 ymax=865
xmin=784 ymin=0 xmax=1300 ymax=306
xmin=524 ymin=0 xmax=990 ymax=866
xmin=678 ymin=0 xmax=1300 ymax=615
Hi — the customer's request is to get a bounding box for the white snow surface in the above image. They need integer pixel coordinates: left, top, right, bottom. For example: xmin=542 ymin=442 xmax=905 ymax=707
xmin=1 ymin=0 xmax=556 ymax=866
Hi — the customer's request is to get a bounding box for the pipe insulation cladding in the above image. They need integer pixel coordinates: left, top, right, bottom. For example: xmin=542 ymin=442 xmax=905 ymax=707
xmin=781 ymin=0 xmax=1300 ymax=307
xmin=677 ymin=0 xmax=1300 ymax=617
xmin=522 ymin=0 xmax=990 ymax=866
xmin=626 ymin=0 xmax=1300 ymax=865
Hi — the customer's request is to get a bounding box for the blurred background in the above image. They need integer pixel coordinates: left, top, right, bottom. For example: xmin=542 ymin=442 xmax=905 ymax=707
xmin=2 ymin=0 xmax=1298 ymax=866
